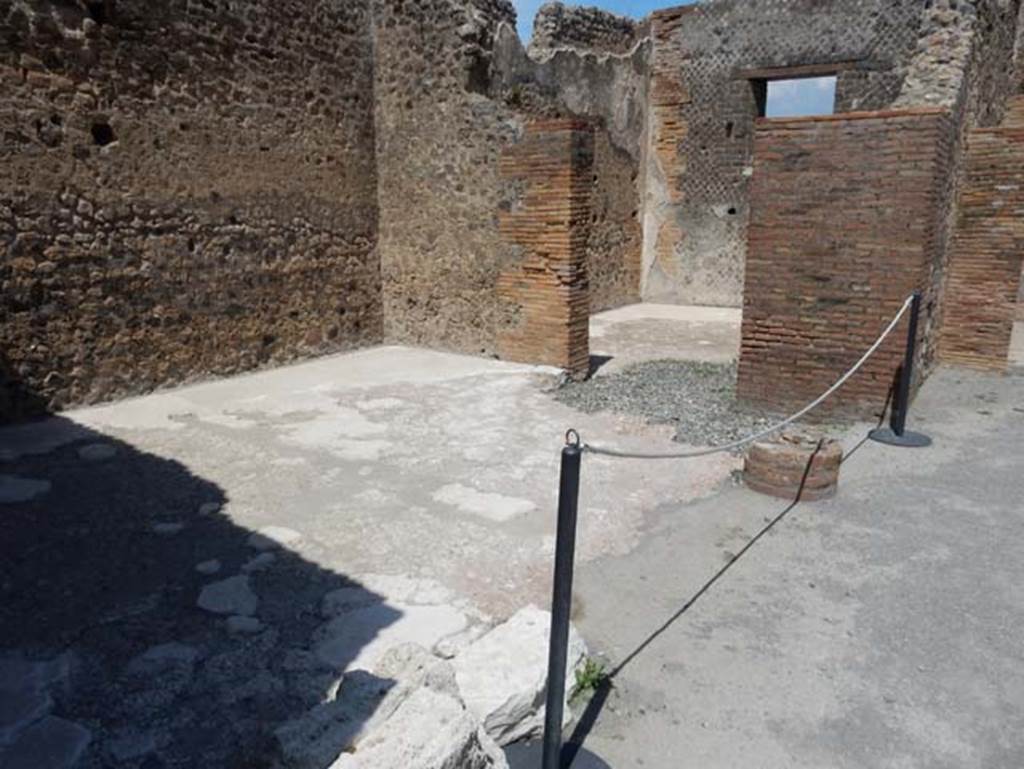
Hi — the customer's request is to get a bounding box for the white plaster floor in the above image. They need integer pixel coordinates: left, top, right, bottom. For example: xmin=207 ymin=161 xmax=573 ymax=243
xmin=0 ymin=329 xmax=741 ymax=766
xmin=3 ymin=308 xmax=1023 ymax=769
xmin=2 ymin=344 xmax=738 ymax=624
xmin=590 ymin=303 xmax=741 ymax=375
xmin=1010 ymin=320 xmax=1024 ymax=367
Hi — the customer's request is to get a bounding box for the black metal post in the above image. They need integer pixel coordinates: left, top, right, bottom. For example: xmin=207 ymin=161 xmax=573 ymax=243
xmin=541 ymin=432 xmax=583 ymax=769
xmin=891 ymin=290 xmax=921 ymax=435
xmin=870 ymin=291 xmax=932 ymax=447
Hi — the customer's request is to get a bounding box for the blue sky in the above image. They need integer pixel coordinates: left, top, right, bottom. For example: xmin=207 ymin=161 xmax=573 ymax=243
xmin=765 ymin=77 xmax=837 ymax=118
xmin=512 ymin=1 xmax=837 ymax=117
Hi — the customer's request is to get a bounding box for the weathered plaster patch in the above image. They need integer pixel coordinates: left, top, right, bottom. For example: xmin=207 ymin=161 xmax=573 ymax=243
xmin=432 ymin=483 xmax=537 ymax=522
xmin=356 ymin=398 xmax=408 ymax=411
xmin=280 ymin=408 xmax=386 ymax=444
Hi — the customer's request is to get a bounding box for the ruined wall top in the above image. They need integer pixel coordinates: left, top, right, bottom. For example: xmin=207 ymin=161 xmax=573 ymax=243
xmin=527 ymin=1 xmax=645 ymax=59
xmin=464 ymin=0 xmax=517 ymax=27
xmin=894 ymin=0 xmax=1022 ymax=126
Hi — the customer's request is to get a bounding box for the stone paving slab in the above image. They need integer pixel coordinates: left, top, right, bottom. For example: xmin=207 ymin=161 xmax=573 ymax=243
xmin=0 ymin=343 xmax=734 ymax=768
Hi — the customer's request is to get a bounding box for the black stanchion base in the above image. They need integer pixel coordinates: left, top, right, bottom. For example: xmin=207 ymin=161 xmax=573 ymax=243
xmin=868 ymin=428 xmax=932 ymax=448
xmin=505 ymin=740 xmax=611 ymax=769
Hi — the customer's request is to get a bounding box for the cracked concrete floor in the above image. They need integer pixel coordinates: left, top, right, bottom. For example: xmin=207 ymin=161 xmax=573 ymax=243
xmin=0 ymin=343 xmax=736 ymax=768
xmin=10 ymin=346 xmax=734 ymax=618
xmin=3 ymin=311 xmax=1022 ymax=768
xmin=568 ymin=367 xmax=1024 ymax=769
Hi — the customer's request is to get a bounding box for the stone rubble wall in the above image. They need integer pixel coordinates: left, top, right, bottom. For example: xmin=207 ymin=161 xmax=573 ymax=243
xmin=1 ymin=0 xmax=382 ymax=421
xmin=705 ymin=0 xmax=1023 ymax=414
xmin=372 ymin=0 xmax=523 ymax=358
xmin=528 ymin=1 xmax=645 ymax=59
xmin=2 ymin=0 xmax=646 ymax=422
xmin=586 ymin=130 xmax=643 ymax=312
xmin=1003 ymin=2 xmax=1019 ymax=321
xmin=377 ymin=0 xmax=647 ymax=357
xmin=894 ymin=0 xmax=1022 ymax=126
xmin=493 ymin=21 xmax=649 ymax=314
xmin=1019 ymin=264 xmax=1024 ymax=322
xmin=893 ymin=0 xmax=1023 ymax=370
xmin=5 ymin=0 xmax=1022 ymax=423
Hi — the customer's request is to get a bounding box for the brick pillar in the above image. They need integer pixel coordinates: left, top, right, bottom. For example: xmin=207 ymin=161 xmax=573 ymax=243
xmin=497 ymin=120 xmax=593 ymax=377
xmin=939 ymin=96 xmax=1024 ymax=370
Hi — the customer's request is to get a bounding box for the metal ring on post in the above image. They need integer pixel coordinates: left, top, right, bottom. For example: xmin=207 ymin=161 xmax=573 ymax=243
xmin=565 ymin=429 xmax=581 ymax=449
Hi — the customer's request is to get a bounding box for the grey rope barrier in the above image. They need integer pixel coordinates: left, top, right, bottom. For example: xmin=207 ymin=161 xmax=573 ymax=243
xmin=544 ymin=292 xmax=929 ymax=765
xmin=541 ymin=293 xmax=924 ymax=768
xmin=581 ymin=293 xmax=916 ymax=460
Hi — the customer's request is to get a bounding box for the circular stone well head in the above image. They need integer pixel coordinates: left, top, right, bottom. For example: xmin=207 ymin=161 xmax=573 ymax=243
xmin=743 ymin=432 xmax=843 ymax=501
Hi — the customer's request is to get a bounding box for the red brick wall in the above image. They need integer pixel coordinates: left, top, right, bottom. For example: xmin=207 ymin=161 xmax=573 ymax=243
xmin=939 ymin=96 xmax=1024 ymax=369
xmin=738 ymin=109 xmax=953 ymax=416
xmin=1018 ymin=264 xmax=1024 ymax=322
xmin=497 ymin=121 xmax=593 ymax=377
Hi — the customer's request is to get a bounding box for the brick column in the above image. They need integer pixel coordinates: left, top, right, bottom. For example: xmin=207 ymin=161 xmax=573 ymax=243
xmin=497 ymin=120 xmax=593 ymax=377
xmin=939 ymin=96 xmax=1024 ymax=370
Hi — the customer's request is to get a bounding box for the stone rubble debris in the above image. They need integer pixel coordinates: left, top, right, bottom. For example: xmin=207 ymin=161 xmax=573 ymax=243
xmin=278 ymin=643 xmax=508 ymax=769
xmin=330 ymin=687 xmax=507 ymax=769
xmin=1 ymin=715 xmax=92 ymax=769
xmin=282 ymin=607 xmax=584 ymax=768
xmin=0 ymin=475 xmax=51 ymax=504
xmin=76 ymin=443 xmax=118 ymax=462
xmin=126 ymin=642 xmax=199 ymax=672
xmin=242 ymin=551 xmax=277 ymax=573
xmin=314 ymin=602 xmax=467 ymax=673
xmin=106 ymin=730 xmax=158 ymax=762
xmin=0 ymin=654 xmax=90 ymax=769
xmin=151 ymin=521 xmax=185 ymax=535
xmin=197 ymin=575 xmax=259 ymax=616
xmin=226 ymin=615 xmax=265 ymax=634
xmin=454 ymin=605 xmax=588 ymax=746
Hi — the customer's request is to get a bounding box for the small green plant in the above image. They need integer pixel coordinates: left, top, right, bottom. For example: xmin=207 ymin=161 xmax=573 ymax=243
xmin=506 ymin=83 xmax=525 ymax=107
xmin=571 ymin=657 xmax=609 ymax=700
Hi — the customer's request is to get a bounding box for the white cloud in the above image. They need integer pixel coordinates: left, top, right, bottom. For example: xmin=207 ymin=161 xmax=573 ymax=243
xmin=765 ymin=76 xmax=837 ymax=118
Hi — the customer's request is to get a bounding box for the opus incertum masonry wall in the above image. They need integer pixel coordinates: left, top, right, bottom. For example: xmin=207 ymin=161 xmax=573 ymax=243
xmin=3 ymin=0 xmax=1024 ymax=423
xmin=1 ymin=0 xmax=383 ymax=420
xmin=1 ymin=0 xmax=643 ymax=421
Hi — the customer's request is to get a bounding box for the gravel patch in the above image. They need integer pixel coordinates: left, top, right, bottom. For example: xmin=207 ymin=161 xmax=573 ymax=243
xmin=554 ymin=360 xmax=849 ymax=449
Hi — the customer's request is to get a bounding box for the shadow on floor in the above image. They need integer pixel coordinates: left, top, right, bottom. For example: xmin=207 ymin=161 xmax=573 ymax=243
xmin=586 ymin=355 xmax=614 ymax=379
xmin=558 ymin=437 xmax=835 ymax=767
xmin=0 ymin=352 xmax=50 ymax=425
xmin=0 ymin=412 xmax=400 ymax=768
xmin=504 ymin=736 xmax=612 ymax=769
